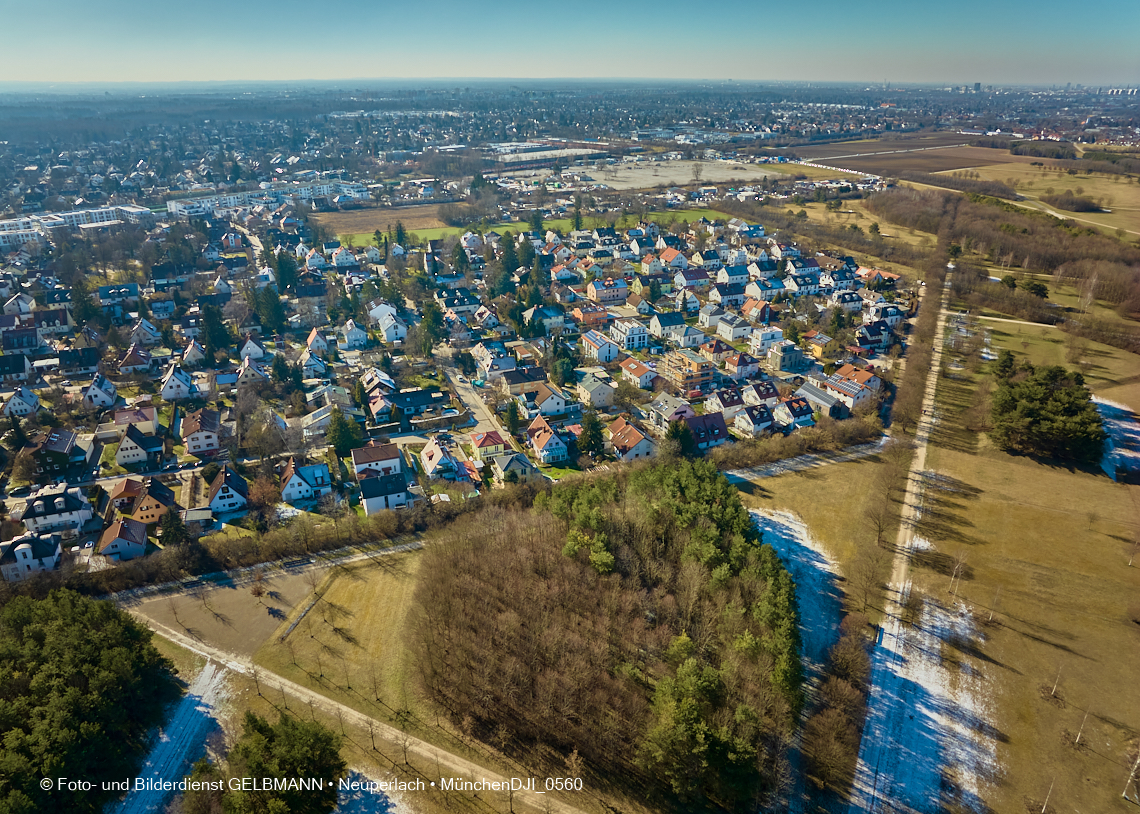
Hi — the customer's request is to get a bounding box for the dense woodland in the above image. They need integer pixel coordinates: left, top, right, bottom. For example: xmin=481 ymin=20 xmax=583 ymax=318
xmin=0 ymin=591 xmax=180 ymax=814
xmin=410 ymin=460 xmax=802 ymax=809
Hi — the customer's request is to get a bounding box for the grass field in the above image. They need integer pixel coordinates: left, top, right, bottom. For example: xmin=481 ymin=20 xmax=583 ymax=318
xmin=336 ymin=207 xmax=733 ymax=246
xmin=251 ymin=551 xmax=659 ymax=814
xmin=313 ymin=204 xmax=447 ymax=241
xmin=915 ymin=354 xmax=1140 ymax=814
xmin=960 ymin=162 xmax=1140 ymax=237
xmin=981 ymin=321 xmax=1140 ymax=408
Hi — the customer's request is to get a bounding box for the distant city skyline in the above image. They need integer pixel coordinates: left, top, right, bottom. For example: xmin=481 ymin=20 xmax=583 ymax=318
xmin=1 ymin=0 xmax=1137 ymax=86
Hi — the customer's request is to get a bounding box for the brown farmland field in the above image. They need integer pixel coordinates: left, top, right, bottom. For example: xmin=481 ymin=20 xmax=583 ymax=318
xmin=795 ymin=131 xmax=974 ymax=159
xmin=827 ymin=146 xmax=1041 ymax=176
xmin=312 ymin=204 xmax=447 ymax=239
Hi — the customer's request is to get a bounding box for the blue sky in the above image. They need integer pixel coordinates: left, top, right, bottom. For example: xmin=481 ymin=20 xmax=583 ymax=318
xmin=2 ymin=0 xmax=1137 ymax=85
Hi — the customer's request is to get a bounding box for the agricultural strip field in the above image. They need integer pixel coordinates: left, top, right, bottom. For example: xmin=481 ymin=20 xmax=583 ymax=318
xmin=913 ymin=342 xmax=1140 ymax=813
xmin=313 ymin=204 xmax=448 ymax=239
xmin=824 ymin=146 xmax=1042 ymax=176
xmin=794 ymin=132 xmax=980 ymax=160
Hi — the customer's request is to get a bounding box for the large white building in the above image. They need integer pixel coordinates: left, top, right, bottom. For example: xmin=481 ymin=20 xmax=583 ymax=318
xmin=165 ymin=181 xmax=369 ymax=218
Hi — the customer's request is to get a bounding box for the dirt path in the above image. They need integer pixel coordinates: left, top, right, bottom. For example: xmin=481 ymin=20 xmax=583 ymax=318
xmin=848 ymin=274 xmax=953 ymax=813
xmin=132 ymin=615 xmax=590 ymax=814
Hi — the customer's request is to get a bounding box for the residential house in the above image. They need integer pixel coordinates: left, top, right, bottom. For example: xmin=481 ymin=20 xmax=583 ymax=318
xmin=130 ymin=318 xmax=162 ymax=346
xmin=1 ymin=387 xmax=39 ymax=417
xmin=516 ymin=382 xmax=569 ymax=418
xmin=420 ymin=438 xmax=461 ymax=481
xmin=470 ymin=430 xmax=508 ymax=461
xmin=745 ymin=277 xmax=786 ymax=301
xmin=741 ymin=298 xmax=773 ymax=325
xmin=864 ymin=302 xmax=905 ymax=328
xmin=674 ymin=325 xmax=706 ymax=349
xmin=81 ymin=373 xmax=117 ymax=410
xmin=586 ymin=277 xmax=629 ymax=305
xmin=522 ymin=305 xmax=565 ymax=335
xmin=773 ymin=397 xmax=816 ymax=430
xmin=338 ymin=319 xmax=368 ymax=350
xmin=709 ymin=283 xmax=747 ymax=309
xmin=58 ymin=347 xmax=100 ymax=376
xmin=829 ymin=290 xmax=864 ymax=312
xmin=119 ymin=344 xmax=153 ymax=375
xmin=298 ymin=349 xmax=328 ymax=379
xmin=360 ymin=473 xmax=413 ymax=514
xmin=0 ymin=355 xmax=31 ymax=383
xmin=648 ymin=312 xmax=686 ymax=340
xmin=3 ymin=293 xmax=34 ymax=316
xmin=749 ymin=326 xmax=784 ymax=357
xmin=208 ymin=466 xmax=248 ymax=514
xmin=804 ymin=331 xmax=841 ymax=360
xmin=527 ymin=415 xmax=568 ymax=464
xmin=581 ymin=330 xmax=619 ymax=363
xmin=130 ymin=478 xmax=179 ymax=524
xmin=115 ymin=424 xmax=162 ymax=468
xmin=280 ymin=457 xmax=333 ymax=502
xmin=735 ymin=403 xmax=775 ymax=438
xmin=111 ymin=407 xmax=158 ymax=437
xmin=716 ymin=313 xmax=752 ymax=342
xmin=855 ymin=321 xmax=892 ymax=353
xmin=237 ymin=357 xmax=270 ymax=386
xmin=673 ymin=289 xmax=700 ymax=315
xmin=783 ymin=273 xmax=822 ymax=298
xmin=716 ymin=265 xmax=750 ymax=286
xmin=306 ymin=327 xmax=330 ymax=354
xmin=673 ymin=268 xmax=710 ymax=291
xmin=387 ymin=387 xmax=448 ymax=416
xmin=499 ymin=367 xmax=548 ymax=396
xmin=577 ymin=373 xmax=615 ymax=409
xmin=619 ymin=357 xmax=656 ymax=389
xmin=660 ymin=349 xmax=713 ymax=394
xmin=768 ymin=340 xmax=810 ymax=374
xmin=796 ymin=381 xmax=846 ymax=419
xmin=610 ymin=319 xmax=648 ymax=351
xmin=698 ymin=304 xmax=725 ymax=330
xmin=724 ymin=351 xmax=760 ymax=381
xmin=183 ymin=339 xmax=207 ymax=366
xmin=239 ymin=335 xmax=268 ymax=361
xmin=96 ymin=519 xmax=148 ymax=562
xmin=351 ymin=442 xmax=402 ymax=480
xmin=378 ymin=313 xmax=408 ymax=343
xmin=607 ymin=417 xmax=655 ymax=462
xmin=699 ymin=338 xmax=736 ymax=365
xmin=741 ymin=380 xmax=781 ymax=410
xmin=182 ymin=408 xmax=220 ymax=456
xmin=705 ymin=388 xmax=747 ymax=422
xmin=0 ymin=533 xmax=62 ymax=582
xmin=30 ymin=429 xmax=83 ymax=478
xmin=160 ymin=364 xmax=198 ymax=400
xmin=15 ymin=485 xmax=93 ymax=534
xmin=491 ymin=453 xmax=541 ymax=485
xmin=685 ymin=412 xmax=730 ymax=450
xmin=647 ymin=392 xmax=696 ymax=430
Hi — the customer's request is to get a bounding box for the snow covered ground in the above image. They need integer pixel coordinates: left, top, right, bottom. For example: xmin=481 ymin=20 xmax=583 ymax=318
xmin=1094 ymin=397 xmax=1140 ymax=481
xmin=751 ymin=510 xmax=845 ymax=814
xmin=107 ymin=663 xmax=399 ymax=814
xmin=848 ymin=542 xmax=999 ymax=814
xmin=109 ymin=662 xmax=229 ymax=814
xmin=751 ymin=510 xmax=845 ymax=674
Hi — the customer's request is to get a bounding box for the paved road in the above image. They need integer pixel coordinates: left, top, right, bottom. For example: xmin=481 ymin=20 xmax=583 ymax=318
xmin=437 ymin=351 xmax=503 ymax=436
xmin=848 ymin=273 xmax=952 ymax=813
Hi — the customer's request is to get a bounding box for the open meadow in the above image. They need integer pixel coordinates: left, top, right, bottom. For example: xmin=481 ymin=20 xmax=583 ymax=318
xmin=959 ymin=162 xmax=1140 ymax=237
xmin=827 ymin=146 xmax=1042 ymax=176
xmin=913 ymin=344 xmax=1140 ymax=814
xmin=794 ymin=132 xmax=975 ymax=160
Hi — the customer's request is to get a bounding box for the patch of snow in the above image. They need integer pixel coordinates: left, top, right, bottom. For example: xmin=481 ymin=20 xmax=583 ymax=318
xmin=109 ymin=661 xmax=229 ymax=814
xmin=750 ymin=510 xmax=845 ymax=672
xmin=848 ymin=595 xmax=999 ymax=814
xmin=1093 ymin=397 xmax=1140 ymax=481
xmin=334 ymin=770 xmax=399 ymax=814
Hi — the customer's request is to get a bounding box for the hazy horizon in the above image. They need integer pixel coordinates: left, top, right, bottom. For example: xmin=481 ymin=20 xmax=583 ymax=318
xmin=2 ymin=0 xmax=1136 ymax=87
